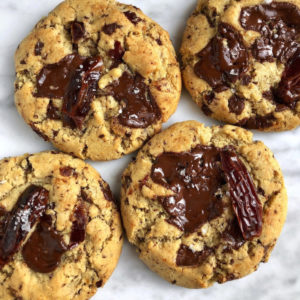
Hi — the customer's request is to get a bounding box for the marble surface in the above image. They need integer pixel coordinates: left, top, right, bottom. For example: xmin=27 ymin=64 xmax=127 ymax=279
xmin=0 ymin=0 xmax=299 ymax=299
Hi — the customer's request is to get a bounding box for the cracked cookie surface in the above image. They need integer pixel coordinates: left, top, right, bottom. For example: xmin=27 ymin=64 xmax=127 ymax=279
xmin=181 ymin=0 xmax=300 ymax=131
xmin=15 ymin=0 xmax=181 ymax=160
xmin=121 ymin=121 xmax=287 ymax=288
xmin=0 ymin=151 xmax=122 ymax=299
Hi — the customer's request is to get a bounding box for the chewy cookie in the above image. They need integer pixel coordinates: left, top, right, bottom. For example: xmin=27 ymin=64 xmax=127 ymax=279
xmin=181 ymin=0 xmax=300 ymax=131
xmin=15 ymin=0 xmax=181 ymax=160
xmin=121 ymin=121 xmax=287 ymax=288
xmin=0 ymin=152 xmax=122 ymax=299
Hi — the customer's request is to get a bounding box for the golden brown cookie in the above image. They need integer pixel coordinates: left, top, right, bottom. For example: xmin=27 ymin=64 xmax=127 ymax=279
xmin=0 ymin=151 xmax=122 ymax=299
xmin=181 ymin=0 xmax=300 ymax=131
xmin=15 ymin=0 xmax=181 ymax=160
xmin=121 ymin=121 xmax=287 ymax=288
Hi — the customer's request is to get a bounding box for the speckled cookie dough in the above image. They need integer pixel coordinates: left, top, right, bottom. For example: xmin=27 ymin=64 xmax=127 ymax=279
xmin=15 ymin=0 xmax=181 ymax=160
xmin=121 ymin=121 xmax=287 ymax=288
xmin=181 ymin=0 xmax=300 ymax=131
xmin=0 ymin=151 xmax=123 ymax=300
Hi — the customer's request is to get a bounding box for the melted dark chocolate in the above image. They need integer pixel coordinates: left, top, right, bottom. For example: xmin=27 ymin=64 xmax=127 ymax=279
xmin=240 ymin=2 xmax=300 ymax=63
xmin=47 ymin=101 xmax=60 ymax=120
xmin=194 ymin=22 xmax=249 ymax=92
xmin=107 ymin=72 xmax=161 ymax=128
xmin=0 ymin=185 xmax=48 ymax=268
xmin=176 ymin=244 xmax=212 ymax=267
xmin=151 ymin=146 xmax=224 ymax=233
xmin=35 ymin=53 xmax=103 ymax=128
xmin=22 ymin=214 xmax=67 ymax=273
xmin=240 ymin=2 xmax=300 ymax=109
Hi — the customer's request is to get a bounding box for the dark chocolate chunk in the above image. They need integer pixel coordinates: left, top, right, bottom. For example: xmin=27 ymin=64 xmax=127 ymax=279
xmin=151 ymin=146 xmax=224 ymax=233
xmin=0 ymin=185 xmax=48 ymax=268
xmin=238 ymin=114 xmax=276 ymax=130
xmin=59 ymin=166 xmax=74 ymax=177
xmin=108 ymin=41 xmax=125 ymax=68
xmin=202 ymin=104 xmax=213 ymax=116
xmin=274 ymin=50 xmax=300 ymax=108
xmin=228 ymin=95 xmax=245 ymax=115
xmin=240 ymin=2 xmax=300 ymax=109
xmin=70 ymin=21 xmax=85 ymax=43
xmin=99 ymin=181 xmax=114 ymax=202
xmin=222 ymin=219 xmax=245 ymax=250
xmin=34 ymin=41 xmax=44 ymax=56
xmin=22 ymin=214 xmax=67 ymax=273
xmin=102 ymin=23 xmax=122 ymax=35
xmin=69 ymin=202 xmax=87 ymax=249
xmin=47 ymin=101 xmax=60 ymax=120
xmin=35 ymin=53 xmax=103 ymax=129
xmin=106 ymin=72 xmax=161 ymax=128
xmin=176 ymin=244 xmax=212 ymax=267
xmin=96 ymin=280 xmax=103 ymax=288
xmin=240 ymin=2 xmax=300 ymax=63
xmin=124 ymin=11 xmax=142 ymax=25
xmin=194 ymin=22 xmax=249 ymax=92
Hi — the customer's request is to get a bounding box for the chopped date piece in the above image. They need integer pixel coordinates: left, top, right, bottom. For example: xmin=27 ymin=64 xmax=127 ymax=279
xmin=35 ymin=53 xmax=103 ymax=129
xmin=62 ymin=56 xmax=103 ymax=128
xmin=0 ymin=185 xmax=48 ymax=268
xmin=220 ymin=149 xmax=262 ymax=240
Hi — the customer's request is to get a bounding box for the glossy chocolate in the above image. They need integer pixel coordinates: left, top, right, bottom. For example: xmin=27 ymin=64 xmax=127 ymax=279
xmin=151 ymin=146 xmax=224 ymax=233
xmin=107 ymin=72 xmax=161 ymax=128
xmin=240 ymin=2 xmax=300 ymax=109
xmin=35 ymin=53 xmax=103 ymax=128
xmin=176 ymin=244 xmax=212 ymax=267
xmin=240 ymin=2 xmax=300 ymax=63
xmin=220 ymin=149 xmax=262 ymax=240
xmin=0 ymin=185 xmax=48 ymax=268
xmin=238 ymin=114 xmax=276 ymax=130
xmin=194 ymin=22 xmax=249 ymax=92
xmin=22 ymin=214 xmax=67 ymax=273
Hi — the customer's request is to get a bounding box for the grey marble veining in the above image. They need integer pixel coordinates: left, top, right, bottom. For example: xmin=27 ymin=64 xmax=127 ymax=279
xmin=0 ymin=0 xmax=299 ymax=299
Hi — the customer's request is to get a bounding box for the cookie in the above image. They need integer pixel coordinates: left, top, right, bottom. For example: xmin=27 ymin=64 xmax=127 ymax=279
xmin=181 ymin=0 xmax=300 ymax=131
xmin=0 ymin=151 xmax=123 ymax=299
xmin=15 ymin=0 xmax=181 ymax=160
xmin=120 ymin=121 xmax=287 ymax=288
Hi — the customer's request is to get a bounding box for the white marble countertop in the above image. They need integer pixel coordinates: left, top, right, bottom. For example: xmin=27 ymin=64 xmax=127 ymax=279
xmin=0 ymin=0 xmax=299 ymax=299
